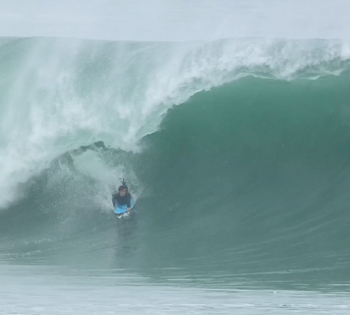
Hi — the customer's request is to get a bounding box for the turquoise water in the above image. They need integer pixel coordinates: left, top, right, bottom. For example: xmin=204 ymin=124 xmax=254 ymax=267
xmin=1 ymin=7 xmax=350 ymax=313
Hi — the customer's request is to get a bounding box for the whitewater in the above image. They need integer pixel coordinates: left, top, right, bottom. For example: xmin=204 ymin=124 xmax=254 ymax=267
xmin=1 ymin=1 xmax=350 ymax=314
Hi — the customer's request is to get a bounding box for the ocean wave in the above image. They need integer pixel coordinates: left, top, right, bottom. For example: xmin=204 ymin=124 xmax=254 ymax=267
xmin=0 ymin=37 xmax=349 ymax=208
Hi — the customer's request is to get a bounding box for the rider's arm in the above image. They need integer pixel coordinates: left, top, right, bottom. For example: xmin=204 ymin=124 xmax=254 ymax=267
xmin=112 ymin=193 xmax=117 ymax=207
xmin=127 ymin=194 xmax=132 ymax=208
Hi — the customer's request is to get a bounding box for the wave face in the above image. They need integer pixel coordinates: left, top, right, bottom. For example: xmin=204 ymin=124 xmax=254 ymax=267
xmin=135 ymin=74 xmax=350 ymax=289
xmin=1 ymin=37 xmax=350 ymax=290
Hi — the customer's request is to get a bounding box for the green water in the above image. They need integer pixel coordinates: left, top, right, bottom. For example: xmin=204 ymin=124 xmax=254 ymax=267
xmin=131 ymin=74 xmax=350 ymax=289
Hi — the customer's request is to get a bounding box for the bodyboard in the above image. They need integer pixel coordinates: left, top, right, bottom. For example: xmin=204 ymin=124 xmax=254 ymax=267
xmin=114 ymin=198 xmax=135 ymax=214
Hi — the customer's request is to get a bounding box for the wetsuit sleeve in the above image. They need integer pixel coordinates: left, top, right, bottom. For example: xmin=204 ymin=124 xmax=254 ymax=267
xmin=127 ymin=194 xmax=131 ymax=208
xmin=112 ymin=193 xmax=116 ymax=207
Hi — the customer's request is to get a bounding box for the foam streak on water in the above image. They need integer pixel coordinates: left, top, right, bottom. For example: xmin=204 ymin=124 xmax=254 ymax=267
xmin=1 ymin=266 xmax=349 ymax=315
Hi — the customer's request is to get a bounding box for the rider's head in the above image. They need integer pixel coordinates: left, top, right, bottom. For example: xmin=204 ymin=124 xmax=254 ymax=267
xmin=118 ymin=185 xmax=128 ymax=196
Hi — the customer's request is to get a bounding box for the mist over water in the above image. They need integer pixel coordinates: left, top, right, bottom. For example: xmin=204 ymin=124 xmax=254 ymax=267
xmin=1 ymin=0 xmax=350 ymax=41
xmin=1 ymin=1 xmax=350 ymax=314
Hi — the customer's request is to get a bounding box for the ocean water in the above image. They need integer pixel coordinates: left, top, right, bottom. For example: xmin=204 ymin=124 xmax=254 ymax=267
xmin=1 ymin=1 xmax=350 ymax=314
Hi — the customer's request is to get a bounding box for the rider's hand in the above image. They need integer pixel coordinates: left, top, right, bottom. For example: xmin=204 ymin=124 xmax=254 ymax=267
xmin=126 ymin=208 xmax=131 ymax=212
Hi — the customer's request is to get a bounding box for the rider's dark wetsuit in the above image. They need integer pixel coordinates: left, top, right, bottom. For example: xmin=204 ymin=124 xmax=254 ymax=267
xmin=112 ymin=192 xmax=132 ymax=208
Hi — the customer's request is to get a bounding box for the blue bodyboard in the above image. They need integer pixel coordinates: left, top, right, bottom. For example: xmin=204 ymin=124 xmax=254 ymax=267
xmin=114 ymin=198 xmax=135 ymax=214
